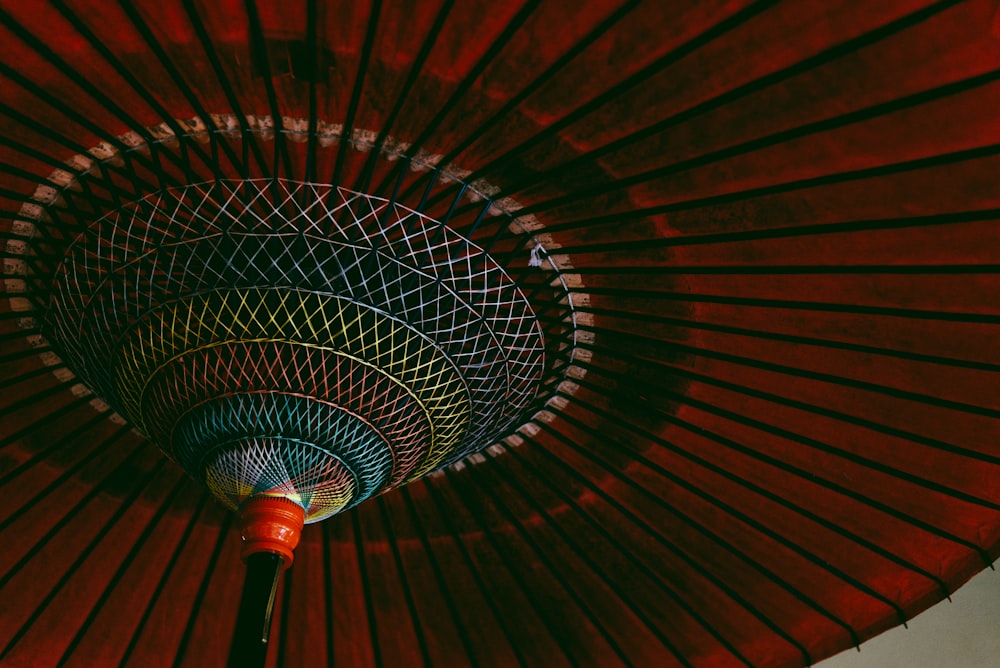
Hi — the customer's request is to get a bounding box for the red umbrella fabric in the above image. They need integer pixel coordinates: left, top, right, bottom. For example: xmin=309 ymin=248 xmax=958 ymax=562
xmin=1 ymin=1 xmax=998 ymax=666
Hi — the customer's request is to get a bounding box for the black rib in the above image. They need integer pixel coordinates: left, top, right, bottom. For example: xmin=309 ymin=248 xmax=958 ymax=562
xmin=480 ymin=0 xmax=963 ymax=202
xmin=423 ymin=474 xmax=577 ymax=667
xmin=397 ymin=487 xmax=483 ymax=668
xmin=352 ymin=0 xmax=457 ymax=193
xmin=546 ymin=402 xmax=911 ymax=628
xmin=118 ymin=494 xmax=213 ymax=667
xmin=0 ymin=461 xmax=174 ymax=660
xmin=527 ymin=391 xmax=954 ymax=601
xmin=374 ymin=496 xmax=433 ymax=668
xmin=579 ymin=334 xmax=1000 ymax=466
xmin=54 ymin=475 xmax=190 ymax=666
xmin=172 ymin=514 xmax=236 ymax=668
xmin=562 ymin=373 xmax=996 ymax=566
xmin=548 ymin=143 xmax=1000 ymax=242
xmin=0 ymin=395 xmax=96 ymax=450
xmin=406 ymin=0 xmax=641 ymax=206
xmin=516 ymin=36 xmax=998 ymax=218
xmin=480 ymin=446 xmax=756 ymax=667
xmin=408 ymin=481 xmax=530 ymax=667
xmin=574 ymin=286 xmax=1000 ymax=324
xmin=243 ymin=0 xmax=291 ymax=181
xmin=0 ymin=13 xmax=156 ymax=145
xmin=329 ymin=0 xmax=382 ymax=191
xmin=569 ymin=264 xmax=1000 ymax=275
xmin=0 ymin=380 xmax=81 ymax=419
xmin=0 ymin=348 xmax=60 ymax=372
xmin=182 ymin=0 xmax=270 ymax=178
xmin=372 ymin=0 xmax=543 ymax=198
xmin=113 ymin=1 xmax=248 ymax=182
xmin=501 ymin=438 xmax=795 ymax=666
xmin=0 ymin=101 xmax=104 ymax=166
xmin=0 ymin=421 xmax=132 ymax=525
xmin=350 ymin=510 xmax=383 ymax=668
xmin=0 ymin=134 xmax=87 ymax=172
xmin=527 ymin=420 xmax=860 ymax=655
xmin=447 ymin=0 xmax=782 ymax=194
xmin=457 ymin=464 xmax=644 ymax=668
xmin=576 ymin=305 xmax=1000 ymax=373
xmin=321 ymin=522 xmax=336 ymax=666
xmin=304 ymin=0 xmax=320 ymax=184
xmin=0 ymin=103 xmax=171 ymax=222
xmin=0 ymin=441 xmax=149 ymax=590
xmin=0 ymin=13 xmax=189 ymax=191
xmin=0 ymin=162 xmax=61 ymax=187
xmin=575 ymin=324 xmax=999 ymax=419
xmin=49 ymin=0 xmax=196 ymax=179
xmin=545 ymin=202 xmax=1000 ymax=244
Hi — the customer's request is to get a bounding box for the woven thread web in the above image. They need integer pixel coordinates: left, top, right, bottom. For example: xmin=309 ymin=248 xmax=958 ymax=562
xmin=205 ymin=438 xmax=358 ymax=520
xmin=176 ymin=393 xmax=396 ymax=512
xmin=44 ymin=179 xmax=547 ymax=521
xmin=151 ymin=344 xmax=431 ymax=487
xmin=115 ymin=290 xmax=471 ymax=461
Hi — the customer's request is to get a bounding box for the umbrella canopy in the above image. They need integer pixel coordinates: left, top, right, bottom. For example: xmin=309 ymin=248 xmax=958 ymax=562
xmin=1 ymin=1 xmax=998 ymax=666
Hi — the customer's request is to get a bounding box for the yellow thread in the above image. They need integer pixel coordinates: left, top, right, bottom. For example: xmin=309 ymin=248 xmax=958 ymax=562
xmin=113 ymin=288 xmax=472 ymax=472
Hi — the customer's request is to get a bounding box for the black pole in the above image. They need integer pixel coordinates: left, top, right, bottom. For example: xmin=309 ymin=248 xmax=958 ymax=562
xmin=228 ymin=551 xmax=284 ymax=668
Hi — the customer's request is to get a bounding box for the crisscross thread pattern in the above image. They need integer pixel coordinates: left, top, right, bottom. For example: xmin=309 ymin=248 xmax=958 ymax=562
xmin=44 ymin=180 xmax=547 ymax=521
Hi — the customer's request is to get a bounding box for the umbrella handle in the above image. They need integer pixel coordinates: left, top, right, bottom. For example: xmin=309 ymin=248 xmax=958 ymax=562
xmin=229 ymin=495 xmax=305 ymax=667
xmin=229 ymin=551 xmax=284 ymax=668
